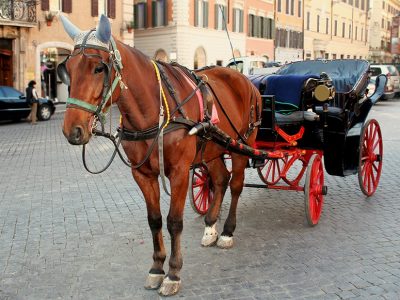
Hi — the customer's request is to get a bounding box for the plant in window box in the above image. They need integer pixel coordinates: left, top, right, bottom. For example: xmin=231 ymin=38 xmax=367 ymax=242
xmin=126 ymin=20 xmax=134 ymax=33
xmin=44 ymin=11 xmax=56 ymax=26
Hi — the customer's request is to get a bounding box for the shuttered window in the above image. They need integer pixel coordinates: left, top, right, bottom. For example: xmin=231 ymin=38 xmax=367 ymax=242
xmin=62 ymin=0 xmax=72 ymax=13
xmin=91 ymin=0 xmax=98 ymax=17
xmin=107 ymin=0 xmax=116 ymax=19
xmin=134 ymin=3 xmax=147 ymax=28
xmin=232 ymin=8 xmax=243 ymax=33
xmin=91 ymin=0 xmax=115 ymax=18
xmin=194 ymin=0 xmax=208 ymax=28
xmin=41 ymin=0 xmax=49 ymax=11
xmin=215 ymin=4 xmax=227 ymax=30
xmin=152 ymin=0 xmax=167 ymax=27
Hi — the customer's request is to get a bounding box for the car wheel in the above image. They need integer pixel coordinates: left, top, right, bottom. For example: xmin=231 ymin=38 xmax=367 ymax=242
xmin=38 ymin=104 xmax=52 ymax=121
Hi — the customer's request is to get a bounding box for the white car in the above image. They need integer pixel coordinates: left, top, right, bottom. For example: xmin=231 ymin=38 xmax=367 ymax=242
xmin=370 ymin=64 xmax=399 ymax=99
xmin=226 ymin=56 xmax=267 ymax=75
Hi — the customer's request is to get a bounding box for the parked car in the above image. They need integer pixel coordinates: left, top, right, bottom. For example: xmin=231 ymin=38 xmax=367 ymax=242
xmin=370 ymin=64 xmax=399 ymax=99
xmin=226 ymin=56 xmax=268 ymax=75
xmin=0 ymin=86 xmax=56 ymax=122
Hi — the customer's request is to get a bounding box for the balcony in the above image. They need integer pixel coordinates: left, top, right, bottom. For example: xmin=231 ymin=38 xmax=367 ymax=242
xmin=0 ymin=0 xmax=37 ymax=27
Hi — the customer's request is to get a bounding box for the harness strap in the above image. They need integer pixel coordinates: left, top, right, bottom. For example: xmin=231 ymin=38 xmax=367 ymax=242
xmin=67 ymin=97 xmax=97 ymax=113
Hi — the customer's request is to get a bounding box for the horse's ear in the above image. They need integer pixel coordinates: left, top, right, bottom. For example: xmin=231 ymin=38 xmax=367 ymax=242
xmin=59 ymin=13 xmax=81 ymax=40
xmin=95 ymin=15 xmax=111 ymax=44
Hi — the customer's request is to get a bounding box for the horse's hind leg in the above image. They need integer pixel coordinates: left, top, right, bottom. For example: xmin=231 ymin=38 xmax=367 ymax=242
xmin=201 ymin=157 xmax=230 ymax=246
xmin=158 ymin=167 xmax=190 ymax=296
xmin=132 ymin=172 xmax=166 ymax=290
xmin=217 ymin=153 xmax=247 ymax=249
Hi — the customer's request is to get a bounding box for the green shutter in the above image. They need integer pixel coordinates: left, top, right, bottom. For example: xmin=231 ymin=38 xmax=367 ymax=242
xmin=239 ymin=10 xmax=243 ymax=33
xmin=164 ymin=0 xmax=168 ymax=26
xmin=134 ymin=4 xmax=138 ymax=28
xmin=144 ymin=3 xmax=148 ymax=28
xmin=232 ymin=8 xmax=236 ymax=31
xmin=215 ymin=4 xmax=218 ymax=29
xmin=203 ymin=1 xmax=209 ymax=28
xmin=271 ymin=19 xmax=275 ymax=39
xmin=152 ymin=1 xmax=156 ymax=27
xmin=194 ymin=0 xmax=198 ymax=26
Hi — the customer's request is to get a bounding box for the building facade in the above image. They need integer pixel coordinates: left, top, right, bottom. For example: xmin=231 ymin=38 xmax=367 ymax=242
xmin=275 ymin=0 xmax=304 ymax=63
xmin=303 ymin=0 xmax=369 ymax=60
xmin=369 ymin=0 xmax=400 ymax=62
xmin=0 ymin=0 xmax=133 ymax=102
xmin=133 ymin=0 xmax=275 ymax=69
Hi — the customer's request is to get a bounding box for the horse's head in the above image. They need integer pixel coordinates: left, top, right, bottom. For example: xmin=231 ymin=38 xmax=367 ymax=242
xmin=59 ymin=14 xmax=121 ymax=145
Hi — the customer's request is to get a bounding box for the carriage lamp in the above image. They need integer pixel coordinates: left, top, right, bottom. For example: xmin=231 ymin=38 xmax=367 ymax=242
xmin=314 ymin=84 xmax=335 ymax=102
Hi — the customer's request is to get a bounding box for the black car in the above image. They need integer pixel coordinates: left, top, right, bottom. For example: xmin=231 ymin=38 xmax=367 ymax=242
xmin=0 ymin=85 xmax=56 ymax=122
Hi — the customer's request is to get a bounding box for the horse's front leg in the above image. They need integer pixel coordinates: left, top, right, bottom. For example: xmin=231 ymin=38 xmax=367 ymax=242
xmin=132 ymin=171 xmax=166 ymax=290
xmin=158 ymin=167 xmax=189 ymax=296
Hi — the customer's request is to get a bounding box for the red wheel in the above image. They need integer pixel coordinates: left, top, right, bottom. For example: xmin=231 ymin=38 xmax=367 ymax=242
xmin=257 ymin=157 xmax=287 ymax=185
xmin=189 ymin=165 xmax=213 ymax=215
xmin=358 ymin=119 xmax=383 ymax=196
xmin=304 ymin=153 xmax=325 ymax=226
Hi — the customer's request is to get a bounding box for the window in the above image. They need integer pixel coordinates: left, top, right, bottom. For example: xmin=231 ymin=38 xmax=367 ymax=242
xmin=277 ymin=0 xmax=281 ymax=12
xmin=361 ymin=27 xmax=363 ymax=41
xmin=355 ymin=26 xmax=358 ymax=40
xmin=291 ymin=0 xmax=294 ymax=15
xmin=248 ymin=15 xmax=274 ymax=39
xmin=233 ymin=8 xmax=243 ymax=32
xmin=215 ymin=4 xmax=227 ymax=30
xmin=382 ymin=18 xmax=384 ymax=28
xmin=98 ymin=0 xmax=107 ymax=15
xmin=135 ymin=2 xmax=147 ymax=29
xmin=317 ymin=15 xmax=320 ymax=32
xmin=325 ymin=53 xmax=329 ymax=59
xmin=383 ymin=1 xmax=385 ymax=9
xmin=306 ymin=11 xmax=310 ymax=30
xmin=388 ymin=21 xmax=390 ymax=30
xmin=326 ymin=18 xmax=329 ymax=34
xmin=361 ymin=0 xmax=365 ymax=10
xmin=332 ymin=53 xmax=337 ymax=59
xmin=340 ymin=54 xmax=344 ymax=59
xmin=349 ymin=0 xmax=353 ymax=5
xmin=342 ymin=22 xmax=345 ymax=37
xmin=355 ymin=0 xmax=359 ymax=7
xmin=334 ymin=20 xmax=337 ymax=36
xmin=298 ymin=0 xmax=302 ymax=17
xmin=194 ymin=0 xmax=208 ymax=28
xmin=49 ymin=0 xmax=61 ymax=11
xmin=349 ymin=24 xmax=351 ymax=38
xmin=286 ymin=0 xmax=289 ymax=14
xmin=152 ymin=0 xmax=167 ymax=27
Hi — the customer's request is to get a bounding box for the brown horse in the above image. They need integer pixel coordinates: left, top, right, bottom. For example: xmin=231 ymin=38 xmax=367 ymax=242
xmin=59 ymin=15 xmax=261 ymax=296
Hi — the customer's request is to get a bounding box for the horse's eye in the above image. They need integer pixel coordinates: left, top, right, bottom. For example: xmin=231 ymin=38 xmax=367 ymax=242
xmin=94 ymin=65 xmax=104 ymax=74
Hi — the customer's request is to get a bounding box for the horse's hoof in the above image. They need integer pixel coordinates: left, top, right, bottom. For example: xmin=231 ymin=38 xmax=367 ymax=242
xmin=144 ymin=273 xmax=165 ymax=290
xmin=201 ymin=224 xmax=218 ymax=247
xmin=217 ymin=235 xmax=233 ymax=249
xmin=158 ymin=277 xmax=181 ymax=296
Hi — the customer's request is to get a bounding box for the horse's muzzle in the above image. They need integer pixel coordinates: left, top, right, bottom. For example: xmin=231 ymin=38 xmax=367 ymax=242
xmin=63 ymin=125 xmax=88 ymax=145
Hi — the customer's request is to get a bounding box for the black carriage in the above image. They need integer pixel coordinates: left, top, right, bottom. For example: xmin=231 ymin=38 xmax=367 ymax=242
xmin=190 ymin=59 xmax=385 ymax=226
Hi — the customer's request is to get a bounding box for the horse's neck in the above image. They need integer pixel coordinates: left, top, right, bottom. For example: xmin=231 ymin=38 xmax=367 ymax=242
xmin=118 ymin=45 xmax=160 ymax=131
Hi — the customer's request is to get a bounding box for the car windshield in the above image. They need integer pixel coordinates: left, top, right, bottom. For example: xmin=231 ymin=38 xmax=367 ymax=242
xmin=370 ymin=67 xmax=382 ymax=76
xmin=227 ymin=61 xmax=243 ymax=73
xmin=0 ymin=86 xmax=23 ymax=97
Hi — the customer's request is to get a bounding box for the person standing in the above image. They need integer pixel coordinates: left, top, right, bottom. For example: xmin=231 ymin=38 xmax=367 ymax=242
xmin=26 ymin=80 xmax=38 ymax=125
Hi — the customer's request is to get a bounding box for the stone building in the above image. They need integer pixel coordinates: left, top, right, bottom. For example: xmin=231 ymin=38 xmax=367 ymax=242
xmin=369 ymin=0 xmax=400 ymax=62
xmin=303 ymin=0 xmax=369 ymax=60
xmin=133 ymin=0 xmax=275 ymax=69
xmin=0 ymin=0 xmax=133 ymax=102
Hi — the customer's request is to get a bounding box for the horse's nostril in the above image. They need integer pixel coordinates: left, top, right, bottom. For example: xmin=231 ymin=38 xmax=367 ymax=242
xmin=73 ymin=126 xmax=83 ymax=143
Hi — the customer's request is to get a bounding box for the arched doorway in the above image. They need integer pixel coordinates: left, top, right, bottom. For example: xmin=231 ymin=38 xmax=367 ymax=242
xmin=194 ymin=47 xmax=206 ymax=69
xmin=154 ymin=49 xmax=168 ymax=62
xmin=36 ymin=42 xmax=73 ymax=102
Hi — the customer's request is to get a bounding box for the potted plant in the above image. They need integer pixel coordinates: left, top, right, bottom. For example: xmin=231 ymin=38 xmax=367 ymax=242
xmin=126 ymin=20 xmax=134 ymax=33
xmin=44 ymin=11 xmax=55 ymax=26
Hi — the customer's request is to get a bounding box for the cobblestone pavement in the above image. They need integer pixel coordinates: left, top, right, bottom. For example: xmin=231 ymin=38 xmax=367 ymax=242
xmin=0 ymin=99 xmax=400 ymax=300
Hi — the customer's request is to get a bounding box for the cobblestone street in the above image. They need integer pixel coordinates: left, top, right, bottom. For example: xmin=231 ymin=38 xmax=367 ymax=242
xmin=0 ymin=99 xmax=400 ymax=300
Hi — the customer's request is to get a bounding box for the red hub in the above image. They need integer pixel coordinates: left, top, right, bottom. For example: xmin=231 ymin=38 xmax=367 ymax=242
xmin=358 ymin=119 xmax=383 ymax=196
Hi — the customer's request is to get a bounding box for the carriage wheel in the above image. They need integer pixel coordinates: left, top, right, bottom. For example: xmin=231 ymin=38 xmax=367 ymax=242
xmin=304 ymin=153 xmax=325 ymax=227
xmin=257 ymin=157 xmax=287 ymax=185
xmin=189 ymin=165 xmax=214 ymax=215
xmin=358 ymin=119 xmax=383 ymax=196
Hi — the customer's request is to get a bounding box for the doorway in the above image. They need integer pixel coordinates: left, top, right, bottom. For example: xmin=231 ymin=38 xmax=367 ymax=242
xmin=0 ymin=39 xmax=13 ymax=86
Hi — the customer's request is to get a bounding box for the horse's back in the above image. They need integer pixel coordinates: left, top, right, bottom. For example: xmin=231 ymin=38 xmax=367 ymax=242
xmin=196 ymin=66 xmax=261 ymax=136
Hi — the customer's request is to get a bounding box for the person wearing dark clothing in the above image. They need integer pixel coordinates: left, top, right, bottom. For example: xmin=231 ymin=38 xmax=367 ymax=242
xmin=26 ymin=80 xmax=38 ymax=125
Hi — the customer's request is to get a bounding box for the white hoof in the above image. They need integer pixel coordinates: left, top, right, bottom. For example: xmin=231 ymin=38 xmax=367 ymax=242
xmin=144 ymin=273 xmax=165 ymax=290
xmin=217 ymin=235 xmax=234 ymax=249
xmin=201 ymin=224 xmax=218 ymax=247
xmin=158 ymin=277 xmax=181 ymax=296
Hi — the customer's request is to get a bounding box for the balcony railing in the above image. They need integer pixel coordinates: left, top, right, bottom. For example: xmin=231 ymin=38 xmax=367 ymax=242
xmin=0 ymin=0 xmax=37 ymax=26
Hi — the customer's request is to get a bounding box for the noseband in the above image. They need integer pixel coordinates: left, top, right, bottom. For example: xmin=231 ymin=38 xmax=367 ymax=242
xmin=57 ymin=29 xmax=126 ymax=129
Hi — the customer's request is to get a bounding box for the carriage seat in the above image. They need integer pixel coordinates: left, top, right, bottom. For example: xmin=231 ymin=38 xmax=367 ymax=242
xmin=249 ymin=74 xmax=320 ymax=123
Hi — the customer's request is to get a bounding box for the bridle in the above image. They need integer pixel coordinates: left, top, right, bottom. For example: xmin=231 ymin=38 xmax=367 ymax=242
xmin=57 ymin=29 xmax=126 ymax=132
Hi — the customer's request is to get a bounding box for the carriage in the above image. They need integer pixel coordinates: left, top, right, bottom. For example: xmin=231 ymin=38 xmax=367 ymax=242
xmin=189 ymin=59 xmax=385 ymax=226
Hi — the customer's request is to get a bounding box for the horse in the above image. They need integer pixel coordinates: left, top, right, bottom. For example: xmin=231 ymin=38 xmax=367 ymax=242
xmin=59 ymin=14 xmax=261 ymax=296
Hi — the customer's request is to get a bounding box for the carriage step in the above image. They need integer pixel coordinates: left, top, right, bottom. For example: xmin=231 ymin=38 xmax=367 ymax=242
xmin=251 ymin=158 xmax=265 ymax=168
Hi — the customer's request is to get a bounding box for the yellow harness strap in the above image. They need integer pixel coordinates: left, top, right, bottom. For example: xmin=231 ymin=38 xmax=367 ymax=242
xmin=151 ymin=60 xmax=170 ymax=128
